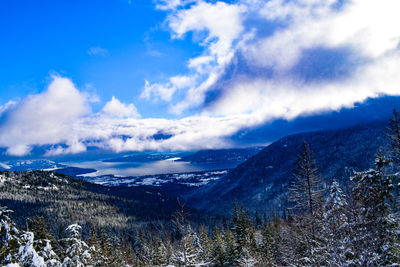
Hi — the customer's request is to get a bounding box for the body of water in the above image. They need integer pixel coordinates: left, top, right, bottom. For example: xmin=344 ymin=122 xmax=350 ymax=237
xmin=64 ymin=158 xmax=242 ymax=177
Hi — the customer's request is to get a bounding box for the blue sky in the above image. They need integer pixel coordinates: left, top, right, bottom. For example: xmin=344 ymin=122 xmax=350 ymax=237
xmin=0 ymin=0 xmax=400 ymax=157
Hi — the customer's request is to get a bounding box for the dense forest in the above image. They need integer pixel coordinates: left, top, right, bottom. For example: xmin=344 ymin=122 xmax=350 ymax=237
xmin=1 ymin=111 xmax=400 ymax=266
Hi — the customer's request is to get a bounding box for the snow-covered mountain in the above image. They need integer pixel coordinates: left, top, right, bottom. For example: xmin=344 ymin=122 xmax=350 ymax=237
xmin=0 ymin=159 xmax=66 ymax=171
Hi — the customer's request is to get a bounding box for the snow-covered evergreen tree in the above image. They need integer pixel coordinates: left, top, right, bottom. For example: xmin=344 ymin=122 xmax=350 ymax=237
xmin=235 ymin=247 xmax=257 ymax=267
xmin=351 ymin=154 xmax=400 ymax=265
xmin=151 ymin=236 xmax=167 ymax=267
xmin=17 ymin=232 xmax=46 ymax=267
xmin=38 ymin=239 xmax=61 ymax=267
xmin=386 ymin=109 xmax=400 ymax=163
xmin=61 ymin=224 xmax=93 ymax=267
xmin=173 ymin=225 xmax=204 ymax=266
xmin=198 ymin=226 xmax=213 ymax=265
xmin=211 ymin=227 xmax=226 ymax=266
xmin=321 ymin=180 xmax=351 ymax=266
xmin=0 ymin=207 xmax=21 ymax=265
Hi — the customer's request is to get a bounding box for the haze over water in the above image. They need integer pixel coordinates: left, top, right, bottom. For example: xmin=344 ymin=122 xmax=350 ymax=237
xmin=66 ymin=159 xmax=241 ymax=177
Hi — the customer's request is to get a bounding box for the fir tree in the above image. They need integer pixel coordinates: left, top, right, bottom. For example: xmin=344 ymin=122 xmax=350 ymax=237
xmin=172 ymin=225 xmax=203 ymax=267
xmin=38 ymin=239 xmax=61 ymax=267
xmin=322 ymin=180 xmax=351 ymax=266
xmin=151 ymin=235 xmax=167 ymax=267
xmin=0 ymin=207 xmax=21 ymax=265
xmin=288 ymin=141 xmax=323 ymax=219
xmin=211 ymin=227 xmax=226 ymax=266
xmin=386 ymin=109 xmax=400 ymax=164
xmin=351 ymin=154 xmax=400 ymax=265
xmin=198 ymin=225 xmax=213 ymax=265
xmin=17 ymin=232 xmax=46 ymax=267
xmin=61 ymin=224 xmax=93 ymax=267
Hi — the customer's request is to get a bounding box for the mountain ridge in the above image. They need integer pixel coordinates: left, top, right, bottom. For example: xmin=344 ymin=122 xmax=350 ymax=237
xmin=184 ymin=119 xmax=390 ymax=215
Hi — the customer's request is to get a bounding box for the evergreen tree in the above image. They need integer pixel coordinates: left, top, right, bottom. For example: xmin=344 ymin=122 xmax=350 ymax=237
xmin=0 ymin=207 xmax=21 ymax=265
xmin=322 ymin=180 xmax=351 ymax=266
xmin=151 ymin=235 xmax=167 ymax=267
xmin=288 ymin=141 xmax=323 ymax=219
xmin=287 ymin=141 xmax=324 ymax=265
xmin=87 ymin=225 xmax=102 ymax=266
xmin=198 ymin=225 xmax=213 ymax=265
xmin=211 ymin=227 xmax=226 ymax=266
xmin=351 ymin=154 xmax=400 ymax=265
xmin=386 ymin=108 xmax=400 ymax=163
xmin=17 ymin=232 xmax=46 ymax=267
xmin=61 ymin=224 xmax=93 ymax=267
xmin=38 ymin=239 xmax=61 ymax=267
xmin=172 ymin=225 xmax=203 ymax=267
xmin=235 ymin=247 xmax=257 ymax=267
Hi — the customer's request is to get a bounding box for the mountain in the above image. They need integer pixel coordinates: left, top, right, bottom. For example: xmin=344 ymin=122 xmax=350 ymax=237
xmin=0 ymin=159 xmax=66 ymax=171
xmin=0 ymin=170 xmax=188 ymax=235
xmin=184 ymin=120 xmax=390 ymax=216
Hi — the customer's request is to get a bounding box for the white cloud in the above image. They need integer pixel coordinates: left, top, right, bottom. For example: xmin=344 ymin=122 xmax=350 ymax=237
xmin=209 ymin=50 xmax=400 ymax=119
xmin=145 ymin=0 xmax=245 ymax=113
xmin=87 ymin=46 xmax=109 ymax=57
xmin=2 ymin=0 xmax=400 ymax=156
xmin=155 ymin=0 xmax=195 ymax=10
xmin=0 ymin=76 xmax=259 ymax=155
xmin=102 ymin=96 xmax=140 ymax=118
xmin=0 ymin=76 xmax=90 ymax=155
xmin=145 ymin=0 xmax=400 ymax=119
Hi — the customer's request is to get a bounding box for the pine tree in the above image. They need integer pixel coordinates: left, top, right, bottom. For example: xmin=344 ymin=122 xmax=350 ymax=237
xmin=321 ymin=180 xmax=351 ymax=266
xmin=87 ymin=224 xmax=102 ymax=266
xmin=172 ymin=225 xmax=203 ymax=267
xmin=134 ymin=230 xmax=151 ymax=266
xmin=386 ymin=109 xmax=400 ymax=164
xmin=351 ymin=154 xmax=400 ymax=265
xmin=235 ymin=247 xmax=257 ymax=267
xmin=261 ymin=220 xmax=280 ymax=266
xmin=211 ymin=227 xmax=226 ymax=266
xmin=151 ymin=235 xmax=167 ymax=267
xmin=26 ymin=215 xmax=61 ymax=266
xmin=198 ymin=225 xmax=213 ymax=265
xmin=17 ymin=232 xmax=46 ymax=267
xmin=38 ymin=239 xmax=61 ymax=267
xmin=0 ymin=207 xmax=21 ymax=265
xmin=223 ymin=229 xmax=237 ymax=266
xmin=287 ymin=141 xmax=324 ymax=265
xmin=288 ymin=141 xmax=323 ymax=219
xmin=61 ymin=224 xmax=93 ymax=267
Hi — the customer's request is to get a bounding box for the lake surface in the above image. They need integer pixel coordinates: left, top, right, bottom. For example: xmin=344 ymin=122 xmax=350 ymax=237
xmin=64 ymin=158 xmax=242 ymax=177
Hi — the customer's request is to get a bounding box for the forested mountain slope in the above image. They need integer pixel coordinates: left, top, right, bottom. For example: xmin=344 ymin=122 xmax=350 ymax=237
xmin=185 ymin=120 xmax=389 ymax=215
xmin=0 ymin=170 xmax=183 ymax=235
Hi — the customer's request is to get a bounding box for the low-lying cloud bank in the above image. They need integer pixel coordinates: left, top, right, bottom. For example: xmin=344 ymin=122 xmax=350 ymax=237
xmin=0 ymin=76 xmax=261 ymax=156
xmin=1 ymin=0 xmax=400 ymax=156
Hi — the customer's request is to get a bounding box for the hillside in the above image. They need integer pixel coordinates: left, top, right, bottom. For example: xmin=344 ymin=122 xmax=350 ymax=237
xmin=184 ymin=120 xmax=390 ymax=215
xmin=0 ymin=170 xmax=185 ymax=236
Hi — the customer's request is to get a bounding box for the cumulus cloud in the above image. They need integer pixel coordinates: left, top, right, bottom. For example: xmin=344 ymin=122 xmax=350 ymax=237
xmin=0 ymin=76 xmax=90 ymax=155
xmin=102 ymin=96 xmax=140 ymax=118
xmin=2 ymin=0 xmax=400 ymax=156
xmin=0 ymin=76 xmax=250 ymax=156
xmin=146 ymin=0 xmax=400 ymax=121
xmin=147 ymin=0 xmax=246 ymax=114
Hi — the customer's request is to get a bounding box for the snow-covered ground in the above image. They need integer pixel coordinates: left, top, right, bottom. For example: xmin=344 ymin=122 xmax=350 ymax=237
xmin=79 ymin=170 xmax=228 ymax=188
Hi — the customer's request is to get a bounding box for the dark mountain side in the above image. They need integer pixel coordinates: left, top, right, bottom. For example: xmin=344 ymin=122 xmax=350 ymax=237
xmin=184 ymin=120 xmax=389 ymax=215
xmin=0 ymin=170 xmax=188 ymax=236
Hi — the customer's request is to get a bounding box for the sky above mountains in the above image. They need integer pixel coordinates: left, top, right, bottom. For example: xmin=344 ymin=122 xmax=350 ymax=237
xmin=0 ymin=0 xmax=400 ymax=156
